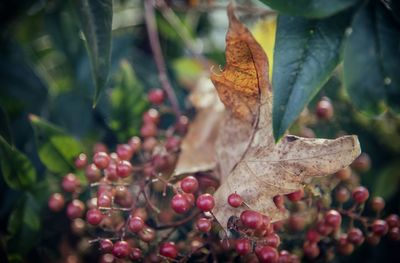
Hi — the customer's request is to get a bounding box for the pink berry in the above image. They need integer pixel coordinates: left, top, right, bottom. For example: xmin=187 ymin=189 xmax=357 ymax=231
xmin=256 ymin=246 xmax=278 ymax=263
xmin=98 ymin=192 xmax=112 ymax=208
xmin=74 ymin=153 xmax=87 ymax=169
xmin=85 ymin=163 xmax=102 ymax=183
xmin=142 ymin=108 xmax=160 ymax=124
xmin=93 ymin=152 xmax=110 ymax=169
xmin=303 ymin=241 xmax=320 ymax=259
xmin=48 ymin=193 xmax=65 ymax=212
xmin=386 ymin=214 xmax=400 ymax=228
xmin=352 ymin=186 xmax=369 ymax=203
xmin=315 ymin=98 xmax=334 ymax=120
xmin=140 ymin=123 xmax=157 ymax=138
xmin=86 ymin=208 xmax=104 ymax=225
xmin=100 ymin=239 xmax=113 ymax=253
xmin=325 ymin=210 xmax=342 ymax=229
xmin=196 ymin=194 xmax=215 ymax=212
xmin=347 ymin=228 xmax=364 ymax=245
xmin=228 ymin=193 xmax=243 ymax=208
xmin=116 ymin=144 xmax=133 ymax=160
xmin=116 ymin=160 xmax=133 ymax=178
xmin=371 ymin=219 xmax=389 ymax=236
xmin=62 ymin=173 xmax=80 ymax=193
xmin=235 ymin=238 xmax=251 ymax=255
xmin=181 ymin=176 xmax=199 ymax=193
xmin=196 ymin=218 xmax=212 ymax=233
xmin=67 ymin=199 xmax=85 ymax=219
xmin=129 ymin=247 xmax=142 ymax=260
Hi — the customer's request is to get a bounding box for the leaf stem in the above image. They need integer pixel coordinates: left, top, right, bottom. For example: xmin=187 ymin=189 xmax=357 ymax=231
xmin=144 ymin=0 xmax=181 ymax=116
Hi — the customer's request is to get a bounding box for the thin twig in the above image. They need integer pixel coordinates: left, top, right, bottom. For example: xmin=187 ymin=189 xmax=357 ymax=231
xmin=144 ymin=0 xmax=181 ymax=116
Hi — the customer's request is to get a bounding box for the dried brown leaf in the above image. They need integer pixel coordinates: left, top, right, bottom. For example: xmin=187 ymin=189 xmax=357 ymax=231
xmin=211 ymin=4 xmax=361 ymax=230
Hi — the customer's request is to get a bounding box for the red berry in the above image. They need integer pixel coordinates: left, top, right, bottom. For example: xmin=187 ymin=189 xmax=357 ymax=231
xmin=159 ymin=242 xmax=178 ymax=259
xmin=62 ymin=173 xmax=80 ymax=193
xmin=196 ymin=218 xmax=212 ymax=233
xmin=306 ymin=229 xmax=321 ymax=243
xmin=116 ymin=144 xmax=133 ymax=160
xmin=86 ymin=208 xmax=104 ymax=225
xmin=386 ymin=214 xmax=400 ymax=228
xmin=128 ymin=216 xmax=144 ymax=233
xmin=352 ymin=186 xmax=369 ymax=204
xmin=130 ymin=247 xmax=142 ymax=260
xmin=171 ymin=194 xmax=191 ymax=214
xmin=235 ymin=238 xmax=251 ymax=255
xmin=116 ymin=160 xmax=133 ymax=178
xmin=273 ymin=195 xmax=284 ymax=209
xmin=100 ymin=239 xmax=114 ymax=253
xmin=104 ymin=163 xmax=118 ymax=181
xmin=371 ymin=219 xmax=389 ymax=236
xmin=256 ymin=246 xmax=278 ymax=263
xmin=388 ymin=227 xmax=400 ymax=241
xmin=278 ymin=250 xmax=291 ymax=263
xmin=85 ymin=164 xmax=101 ymax=183
xmin=112 ymin=241 xmax=131 ymax=258
xmin=371 ymin=197 xmax=385 ymax=212
xmin=196 ymin=194 xmax=215 ymax=212
xmin=265 ymin=233 xmax=280 ymax=248
xmin=93 ymin=152 xmax=110 ymax=169
xmin=315 ymin=98 xmax=334 ymax=120
xmin=347 ymin=228 xmax=364 ymax=245
xmin=181 ymin=176 xmax=199 ymax=193
xmin=303 ymin=241 xmax=320 ymax=259
xmin=67 ymin=199 xmax=85 ymax=219
xmin=143 ymin=108 xmax=160 ymax=124
xmin=228 ymin=193 xmax=243 ymax=208
xmin=74 ymin=153 xmax=87 ymax=169
xmin=48 ymin=193 xmax=65 ymax=212
xmin=148 ymin=89 xmax=164 ymax=105
xmin=286 ymin=189 xmax=304 ymax=202
xmin=325 ymin=210 xmax=342 ymax=229
xmin=240 ymin=210 xmax=263 ymax=229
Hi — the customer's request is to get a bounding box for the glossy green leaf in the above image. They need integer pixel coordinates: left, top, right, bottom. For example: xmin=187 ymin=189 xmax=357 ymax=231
xmin=109 ymin=60 xmax=149 ymax=141
xmin=272 ymin=12 xmax=351 ymax=140
xmin=259 ymin=0 xmax=358 ymax=18
xmin=73 ymin=0 xmax=113 ymax=106
xmin=373 ymin=160 xmax=400 ymax=200
xmin=7 ymin=194 xmax=40 ymax=255
xmin=344 ymin=2 xmax=400 ymax=114
xmin=29 ymin=115 xmax=83 ymax=174
xmin=0 ymin=136 xmax=36 ymax=190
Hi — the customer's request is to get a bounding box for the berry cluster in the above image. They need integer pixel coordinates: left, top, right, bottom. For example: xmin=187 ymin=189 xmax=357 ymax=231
xmin=47 ymin=92 xmax=400 ymax=262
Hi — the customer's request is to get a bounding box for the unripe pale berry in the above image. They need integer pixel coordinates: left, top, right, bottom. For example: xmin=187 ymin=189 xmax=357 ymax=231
xmin=370 ymin=196 xmax=385 ymax=212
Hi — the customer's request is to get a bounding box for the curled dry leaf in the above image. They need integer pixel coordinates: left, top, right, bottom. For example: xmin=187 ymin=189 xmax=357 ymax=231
xmin=210 ymin=4 xmax=361 ymax=231
xmin=174 ymin=76 xmax=225 ymax=176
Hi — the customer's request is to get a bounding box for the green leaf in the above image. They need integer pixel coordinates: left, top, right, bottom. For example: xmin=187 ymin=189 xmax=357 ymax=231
xmin=29 ymin=115 xmax=83 ymax=174
xmin=73 ymin=0 xmax=113 ymax=106
xmin=7 ymin=194 xmax=40 ymax=255
xmin=109 ymin=60 xmax=149 ymax=142
xmin=259 ymin=0 xmax=359 ymax=18
xmin=343 ymin=2 xmax=400 ymax=114
xmin=0 ymin=136 xmax=37 ymax=190
xmin=272 ymin=12 xmax=351 ymax=140
xmin=373 ymin=160 xmax=400 ymax=200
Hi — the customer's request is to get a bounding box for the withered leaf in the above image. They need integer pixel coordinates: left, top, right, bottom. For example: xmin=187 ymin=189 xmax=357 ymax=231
xmin=174 ymin=77 xmax=224 ymax=176
xmin=211 ymin=4 xmax=361 ymax=230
